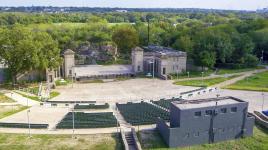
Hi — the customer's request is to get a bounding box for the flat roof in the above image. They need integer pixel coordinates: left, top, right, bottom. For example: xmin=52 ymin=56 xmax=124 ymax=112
xmin=172 ymin=97 xmax=246 ymax=109
xmin=143 ymin=45 xmax=186 ymax=57
xmin=74 ymin=65 xmax=133 ymax=77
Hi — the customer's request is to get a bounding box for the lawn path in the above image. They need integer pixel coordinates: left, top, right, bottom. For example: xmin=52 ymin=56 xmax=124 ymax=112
xmin=213 ymin=69 xmax=267 ymax=88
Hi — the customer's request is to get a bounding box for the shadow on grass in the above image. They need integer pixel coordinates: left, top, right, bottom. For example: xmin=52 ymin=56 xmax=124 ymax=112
xmin=112 ymin=133 xmax=124 ymax=150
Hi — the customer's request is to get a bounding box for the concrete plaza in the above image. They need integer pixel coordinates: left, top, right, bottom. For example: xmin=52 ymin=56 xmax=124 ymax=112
xmin=52 ymin=78 xmax=198 ymax=103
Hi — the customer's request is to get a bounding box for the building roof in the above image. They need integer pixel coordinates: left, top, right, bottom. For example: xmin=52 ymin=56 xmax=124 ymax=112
xmin=143 ymin=45 xmax=186 ymax=57
xmin=172 ymin=97 xmax=246 ymax=110
xmin=74 ymin=65 xmax=133 ymax=77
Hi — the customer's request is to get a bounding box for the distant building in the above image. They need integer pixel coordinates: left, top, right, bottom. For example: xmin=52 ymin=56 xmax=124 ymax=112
xmin=116 ymin=10 xmax=128 ymax=13
xmin=157 ymin=97 xmax=254 ymax=148
xmin=63 ymin=45 xmax=187 ymax=80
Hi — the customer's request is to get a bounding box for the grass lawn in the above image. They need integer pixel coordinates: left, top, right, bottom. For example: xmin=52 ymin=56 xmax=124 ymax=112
xmin=224 ymin=71 xmax=268 ymax=92
xmin=174 ymin=75 xmax=239 ymax=87
xmin=0 ymin=105 xmax=29 ymax=119
xmin=138 ymin=126 xmax=268 ymax=150
xmin=216 ymin=66 xmax=265 ymax=75
xmin=0 ymin=133 xmax=123 ymax=150
xmin=55 ymin=79 xmax=71 ymax=86
xmin=50 ymin=91 xmax=60 ymax=99
xmin=171 ymin=70 xmax=214 ymax=80
xmin=79 ymin=79 xmax=104 ymax=84
xmin=0 ymin=93 xmax=15 ymax=103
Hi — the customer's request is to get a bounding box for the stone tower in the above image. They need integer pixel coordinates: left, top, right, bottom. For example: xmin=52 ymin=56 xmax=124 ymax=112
xmin=64 ymin=49 xmax=75 ymax=78
xmin=132 ymin=47 xmax=144 ymax=74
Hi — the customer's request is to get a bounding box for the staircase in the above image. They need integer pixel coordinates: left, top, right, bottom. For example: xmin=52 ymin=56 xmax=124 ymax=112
xmin=125 ymin=132 xmax=137 ymax=150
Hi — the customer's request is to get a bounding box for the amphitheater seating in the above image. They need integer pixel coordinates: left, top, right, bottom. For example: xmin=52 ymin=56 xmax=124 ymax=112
xmin=181 ymin=87 xmax=206 ymax=95
xmin=152 ymin=98 xmax=182 ymax=109
xmin=116 ymin=102 xmax=169 ymax=125
xmin=0 ymin=122 xmax=48 ymax=129
xmin=56 ymin=112 xmax=117 ymax=129
xmin=74 ymin=103 xmax=109 ymax=110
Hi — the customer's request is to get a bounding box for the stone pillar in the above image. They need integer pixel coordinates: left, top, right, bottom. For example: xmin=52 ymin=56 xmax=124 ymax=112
xmin=63 ymin=49 xmax=75 ymax=78
xmin=131 ymin=47 xmax=144 ymax=74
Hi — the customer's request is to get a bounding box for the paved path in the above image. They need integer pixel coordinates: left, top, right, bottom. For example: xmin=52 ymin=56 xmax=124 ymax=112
xmin=174 ymin=69 xmax=267 ymax=82
xmin=214 ymin=69 xmax=267 ymax=88
xmin=4 ymin=91 xmax=39 ymax=106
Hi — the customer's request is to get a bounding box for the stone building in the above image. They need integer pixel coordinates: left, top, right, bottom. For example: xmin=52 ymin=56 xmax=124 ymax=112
xmin=132 ymin=45 xmax=187 ymax=79
xmin=63 ymin=45 xmax=187 ymax=80
xmin=157 ymin=96 xmax=255 ymax=148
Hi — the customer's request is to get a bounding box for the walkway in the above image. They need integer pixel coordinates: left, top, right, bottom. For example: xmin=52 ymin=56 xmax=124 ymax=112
xmin=214 ymin=69 xmax=267 ymax=88
xmin=4 ymin=91 xmax=39 ymax=106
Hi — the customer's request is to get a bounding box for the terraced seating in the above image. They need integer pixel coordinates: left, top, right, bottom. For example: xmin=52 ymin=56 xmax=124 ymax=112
xmin=74 ymin=103 xmax=109 ymax=110
xmin=181 ymin=87 xmax=206 ymax=95
xmin=116 ymin=102 xmax=169 ymax=125
xmin=0 ymin=122 xmax=48 ymax=129
xmin=151 ymin=98 xmax=182 ymax=109
xmin=56 ymin=112 xmax=117 ymax=129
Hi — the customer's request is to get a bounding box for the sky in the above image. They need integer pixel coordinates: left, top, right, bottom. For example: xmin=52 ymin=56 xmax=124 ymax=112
xmin=0 ymin=0 xmax=267 ymax=10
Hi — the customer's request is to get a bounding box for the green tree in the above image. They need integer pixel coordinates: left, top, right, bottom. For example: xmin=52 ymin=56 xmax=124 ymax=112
xmin=112 ymin=25 xmax=139 ymax=54
xmin=0 ymin=26 xmax=61 ymax=84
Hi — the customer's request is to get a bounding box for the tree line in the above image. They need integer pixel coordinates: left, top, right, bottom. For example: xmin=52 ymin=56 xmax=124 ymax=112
xmin=0 ymin=12 xmax=267 ymax=84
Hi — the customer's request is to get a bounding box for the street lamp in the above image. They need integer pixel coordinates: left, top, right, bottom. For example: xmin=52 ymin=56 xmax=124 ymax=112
xmin=27 ymin=109 xmax=31 ymax=138
xmin=262 ymin=92 xmax=265 ymax=111
xmin=72 ymin=108 xmax=75 ymax=138
xmin=261 ymin=50 xmax=264 ymax=64
xmin=26 ymin=89 xmax=29 ymax=107
xmin=201 ymin=72 xmax=204 ymax=85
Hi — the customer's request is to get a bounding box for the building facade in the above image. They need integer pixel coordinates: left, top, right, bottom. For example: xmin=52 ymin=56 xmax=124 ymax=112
xmin=157 ymin=97 xmax=255 ymax=148
xmin=132 ymin=45 xmax=187 ymax=79
xmin=63 ymin=45 xmax=187 ymax=80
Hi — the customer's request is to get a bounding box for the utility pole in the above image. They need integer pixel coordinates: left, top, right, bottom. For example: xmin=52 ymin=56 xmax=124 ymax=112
xmin=147 ymin=18 xmax=150 ymax=46
xmin=27 ymin=109 xmax=31 ymax=138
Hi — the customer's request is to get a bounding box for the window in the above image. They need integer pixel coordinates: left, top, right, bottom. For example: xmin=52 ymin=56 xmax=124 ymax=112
xmin=173 ymin=66 xmax=175 ymax=71
xmin=138 ymin=66 xmax=140 ymax=71
xmin=220 ymin=108 xmax=227 ymax=114
xmin=69 ymin=69 xmax=72 ymax=75
xmin=194 ymin=111 xmax=201 ymax=117
xmin=231 ymin=107 xmax=237 ymax=112
xmin=194 ymin=132 xmax=199 ymax=137
xmin=205 ymin=110 xmax=213 ymax=116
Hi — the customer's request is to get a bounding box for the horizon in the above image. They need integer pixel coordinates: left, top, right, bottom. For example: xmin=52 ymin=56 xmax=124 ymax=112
xmin=0 ymin=0 xmax=267 ymax=11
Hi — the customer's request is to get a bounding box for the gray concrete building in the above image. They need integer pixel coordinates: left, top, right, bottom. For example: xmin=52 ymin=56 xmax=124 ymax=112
xmin=157 ymin=96 xmax=255 ymax=148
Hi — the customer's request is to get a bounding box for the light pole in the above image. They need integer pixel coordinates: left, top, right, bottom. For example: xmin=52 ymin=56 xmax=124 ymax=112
xmin=201 ymin=72 xmax=204 ymax=86
xmin=27 ymin=109 xmax=31 ymax=138
xmin=72 ymin=108 xmax=75 ymax=138
xmin=261 ymin=50 xmax=264 ymax=64
xmin=262 ymin=92 xmax=265 ymax=111
xmin=152 ymin=58 xmax=155 ymax=79
xmin=26 ymin=89 xmax=29 ymax=107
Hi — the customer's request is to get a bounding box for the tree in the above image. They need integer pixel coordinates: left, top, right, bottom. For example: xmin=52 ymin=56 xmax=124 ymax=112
xmin=0 ymin=26 xmax=61 ymax=84
xmin=112 ymin=25 xmax=139 ymax=54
